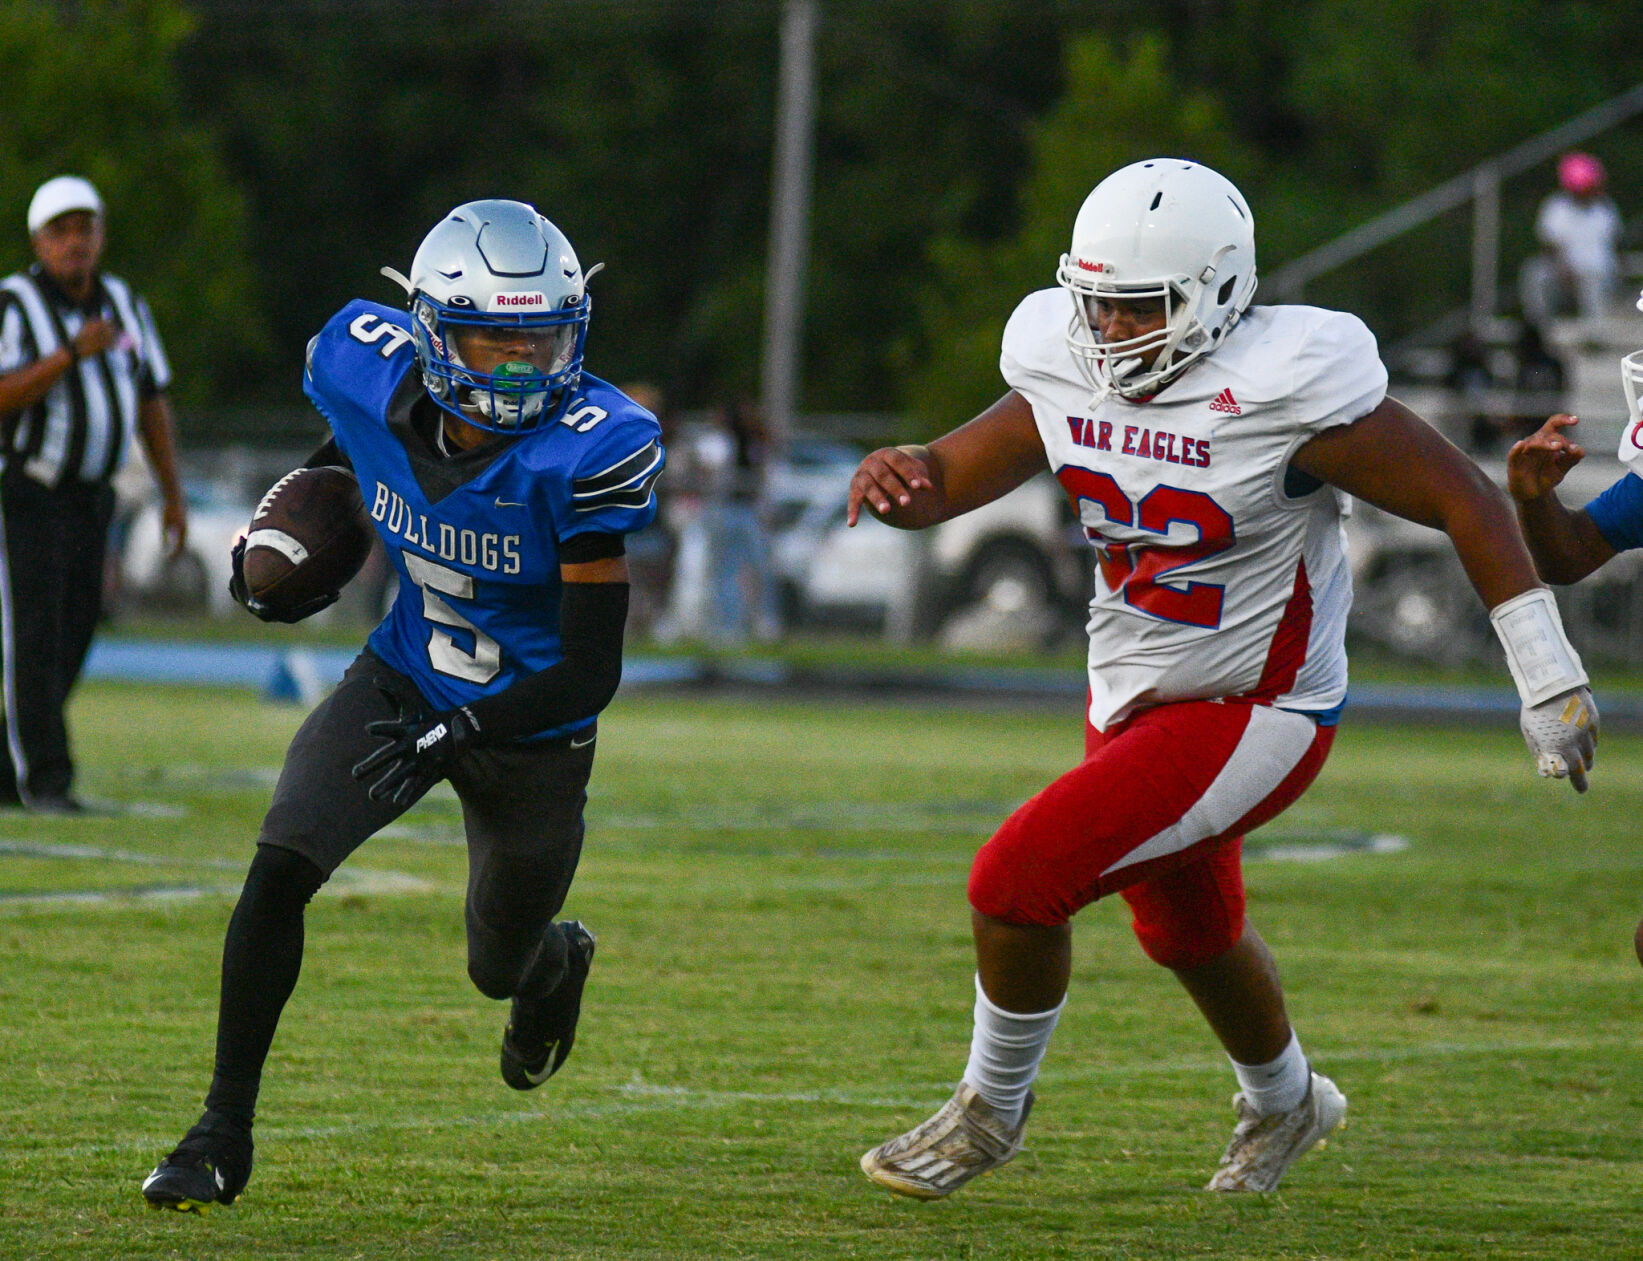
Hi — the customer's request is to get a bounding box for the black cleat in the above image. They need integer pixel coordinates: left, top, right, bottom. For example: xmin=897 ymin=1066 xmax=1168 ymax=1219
xmin=140 ymin=1110 xmax=253 ymax=1213
xmin=501 ymin=920 xmax=595 ymax=1091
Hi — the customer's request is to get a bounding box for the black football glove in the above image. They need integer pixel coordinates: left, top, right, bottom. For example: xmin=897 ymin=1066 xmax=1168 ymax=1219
xmin=351 ymin=689 xmax=480 ymax=807
xmin=229 ymin=536 xmax=340 ymax=624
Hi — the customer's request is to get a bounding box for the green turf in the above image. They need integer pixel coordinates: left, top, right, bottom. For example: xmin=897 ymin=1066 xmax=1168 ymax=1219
xmin=1 ymin=681 xmax=1639 ymax=1259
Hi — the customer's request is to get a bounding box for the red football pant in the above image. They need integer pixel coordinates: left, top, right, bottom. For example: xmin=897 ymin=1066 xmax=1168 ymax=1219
xmin=968 ymin=700 xmax=1336 ymax=968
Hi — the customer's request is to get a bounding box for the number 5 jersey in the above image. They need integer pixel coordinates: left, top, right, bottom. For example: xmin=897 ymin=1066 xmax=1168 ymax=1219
xmin=1001 ymin=288 xmax=1388 ymax=733
xmin=303 ymin=300 xmax=664 ymax=736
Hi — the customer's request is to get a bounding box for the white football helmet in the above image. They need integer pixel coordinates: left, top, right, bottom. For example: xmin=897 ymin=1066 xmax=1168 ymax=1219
xmin=1056 ymin=159 xmax=1258 ymax=401
xmin=383 ymin=199 xmax=594 ymax=433
xmin=1623 ymin=288 xmax=1643 ymax=443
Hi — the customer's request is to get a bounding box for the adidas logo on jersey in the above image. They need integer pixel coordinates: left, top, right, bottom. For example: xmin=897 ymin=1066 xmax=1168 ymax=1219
xmin=1209 ymin=388 xmax=1242 ymax=415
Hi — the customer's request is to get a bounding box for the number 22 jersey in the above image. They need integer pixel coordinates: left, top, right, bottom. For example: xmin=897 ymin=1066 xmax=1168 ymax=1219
xmin=303 ymin=300 xmax=663 ymax=737
xmin=1001 ymin=288 xmax=1388 ymax=733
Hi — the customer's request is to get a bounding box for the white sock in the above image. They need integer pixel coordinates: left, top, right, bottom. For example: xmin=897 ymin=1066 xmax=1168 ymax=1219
xmin=1230 ymin=1031 xmax=1310 ymax=1116
xmin=960 ymin=974 xmax=1064 ymax=1128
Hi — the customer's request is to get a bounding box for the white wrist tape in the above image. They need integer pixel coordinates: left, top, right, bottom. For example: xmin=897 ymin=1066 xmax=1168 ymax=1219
xmin=1490 ymin=588 xmax=1588 ymax=707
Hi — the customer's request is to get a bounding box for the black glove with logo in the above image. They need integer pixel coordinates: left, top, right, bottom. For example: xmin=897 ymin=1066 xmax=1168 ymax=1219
xmin=228 ymin=536 xmax=339 ymax=624
xmin=351 ymin=688 xmax=480 ymax=807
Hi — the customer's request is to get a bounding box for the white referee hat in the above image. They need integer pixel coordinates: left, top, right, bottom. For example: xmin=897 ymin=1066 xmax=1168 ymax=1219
xmin=27 ymin=176 xmax=104 ymax=235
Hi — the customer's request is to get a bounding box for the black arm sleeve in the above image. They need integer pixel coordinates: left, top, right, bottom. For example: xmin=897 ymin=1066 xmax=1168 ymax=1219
xmin=303 ymin=437 xmax=353 ymax=471
xmin=459 ymin=581 xmax=630 ymax=745
xmin=558 ymin=531 xmax=625 ymax=563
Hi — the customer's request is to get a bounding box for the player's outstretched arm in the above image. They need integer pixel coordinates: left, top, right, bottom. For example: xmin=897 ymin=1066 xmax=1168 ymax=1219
xmin=1293 ymin=397 xmax=1537 ymax=606
xmin=847 ymin=391 xmax=1047 ymax=529
xmin=1293 ymin=397 xmax=1597 ymax=792
xmin=1506 ymin=414 xmax=1615 ymax=584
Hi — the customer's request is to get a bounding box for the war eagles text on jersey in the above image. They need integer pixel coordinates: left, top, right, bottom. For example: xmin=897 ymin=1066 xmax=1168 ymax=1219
xmin=1001 ymin=288 xmax=1388 ymax=733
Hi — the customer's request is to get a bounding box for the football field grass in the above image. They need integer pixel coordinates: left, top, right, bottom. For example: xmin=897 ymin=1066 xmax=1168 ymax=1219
xmin=1 ymin=680 xmax=1640 ymax=1259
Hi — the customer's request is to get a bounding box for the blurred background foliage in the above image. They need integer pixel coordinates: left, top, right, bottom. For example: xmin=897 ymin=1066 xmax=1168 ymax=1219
xmin=3 ymin=0 xmax=1642 ymax=438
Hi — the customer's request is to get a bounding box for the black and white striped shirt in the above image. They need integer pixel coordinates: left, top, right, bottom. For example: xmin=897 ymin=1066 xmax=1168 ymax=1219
xmin=0 ymin=264 xmax=172 ymax=489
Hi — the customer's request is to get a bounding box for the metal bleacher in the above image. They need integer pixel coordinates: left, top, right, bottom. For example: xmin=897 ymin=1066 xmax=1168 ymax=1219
xmin=1267 ymin=83 xmax=1643 ymax=666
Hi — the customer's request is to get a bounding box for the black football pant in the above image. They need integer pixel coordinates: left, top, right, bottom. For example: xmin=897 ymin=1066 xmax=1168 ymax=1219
xmin=205 ymin=650 xmax=597 ymax=1126
xmin=0 ymin=472 xmax=113 ymax=802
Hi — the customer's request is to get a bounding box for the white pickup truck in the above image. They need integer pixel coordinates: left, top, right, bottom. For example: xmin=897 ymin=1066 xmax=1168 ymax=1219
xmin=766 ymin=448 xmax=1089 ymax=643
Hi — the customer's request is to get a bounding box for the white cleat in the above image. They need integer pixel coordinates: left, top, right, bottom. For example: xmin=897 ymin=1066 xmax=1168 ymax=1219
xmin=860 ymin=1084 xmax=1032 ymax=1200
xmin=1206 ymin=1070 xmax=1346 ymax=1192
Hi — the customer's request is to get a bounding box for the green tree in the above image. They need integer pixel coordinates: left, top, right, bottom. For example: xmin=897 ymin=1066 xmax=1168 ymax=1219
xmin=900 ymin=33 xmax=1260 ymax=431
xmin=1183 ymin=0 xmax=1643 ymax=335
xmin=175 ymin=0 xmax=1072 ymax=421
xmin=0 ymin=0 xmax=267 ymax=415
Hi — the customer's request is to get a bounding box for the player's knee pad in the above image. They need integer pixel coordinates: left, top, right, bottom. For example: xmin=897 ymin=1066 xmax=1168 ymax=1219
xmin=1120 ymin=844 xmax=1245 ymax=970
xmin=967 ymin=827 xmax=1075 ymax=927
xmin=466 ymin=935 xmax=527 ymax=1001
xmin=241 ymin=842 xmax=327 ymax=919
xmin=467 ymin=957 xmax=514 ymax=1001
xmin=1127 ymin=904 xmax=1241 ymax=970
xmin=466 ymin=911 xmax=561 ymax=1001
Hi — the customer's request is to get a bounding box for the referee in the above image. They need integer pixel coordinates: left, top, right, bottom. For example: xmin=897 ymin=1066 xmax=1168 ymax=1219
xmin=0 ymin=176 xmax=187 ymax=813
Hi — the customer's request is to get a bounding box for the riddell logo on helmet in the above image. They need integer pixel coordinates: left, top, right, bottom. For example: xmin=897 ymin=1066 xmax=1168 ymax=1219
xmin=491 ymin=291 xmax=547 ymax=309
xmin=1076 ymin=259 xmax=1113 ymax=274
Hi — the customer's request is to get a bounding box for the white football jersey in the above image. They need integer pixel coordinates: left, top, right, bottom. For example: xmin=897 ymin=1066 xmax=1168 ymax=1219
xmin=1001 ymin=288 xmax=1388 ymax=731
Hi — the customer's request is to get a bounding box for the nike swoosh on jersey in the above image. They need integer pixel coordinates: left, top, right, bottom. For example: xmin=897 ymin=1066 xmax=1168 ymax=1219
xmin=569 ymin=733 xmax=596 ymax=748
xmin=495 ymin=497 xmax=526 ymax=508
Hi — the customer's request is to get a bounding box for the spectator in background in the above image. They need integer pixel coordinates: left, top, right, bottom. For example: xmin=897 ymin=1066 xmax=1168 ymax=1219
xmin=618 ymin=381 xmax=678 ymax=637
xmin=1506 ymin=320 xmax=1567 ymax=439
xmin=651 ymin=412 xmax=713 ymax=643
xmin=1441 ymin=329 xmax=1496 ymax=452
xmin=704 ymin=399 xmax=782 ymax=645
xmin=654 ymin=399 xmax=783 ymax=645
xmin=0 ymin=176 xmax=187 ymax=813
xmin=1520 ymin=152 xmax=1623 ymax=330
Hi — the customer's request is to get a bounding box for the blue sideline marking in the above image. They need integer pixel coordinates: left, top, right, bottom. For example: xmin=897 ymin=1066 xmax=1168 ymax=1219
xmin=79 ymin=637 xmax=1640 ymax=725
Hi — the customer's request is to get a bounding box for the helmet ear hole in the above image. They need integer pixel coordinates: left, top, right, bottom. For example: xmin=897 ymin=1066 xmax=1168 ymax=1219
xmin=1218 ymin=276 xmax=1238 ymax=305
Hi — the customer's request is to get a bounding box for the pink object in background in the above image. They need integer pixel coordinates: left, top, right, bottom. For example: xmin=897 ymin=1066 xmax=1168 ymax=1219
xmin=1557 ymin=151 xmax=1605 ymax=197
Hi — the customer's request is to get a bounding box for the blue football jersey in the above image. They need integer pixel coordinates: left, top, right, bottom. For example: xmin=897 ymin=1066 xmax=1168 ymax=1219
xmin=1584 ymin=470 xmax=1643 ymax=553
xmin=303 ymin=300 xmax=663 ymax=737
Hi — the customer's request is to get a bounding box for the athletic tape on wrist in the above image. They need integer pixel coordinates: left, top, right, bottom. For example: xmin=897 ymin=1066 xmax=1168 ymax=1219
xmin=1490 ymin=588 xmax=1587 ymax=707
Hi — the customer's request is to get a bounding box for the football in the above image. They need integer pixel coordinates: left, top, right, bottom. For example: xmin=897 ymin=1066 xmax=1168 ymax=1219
xmin=239 ymin=465 xmax=374 ymax=618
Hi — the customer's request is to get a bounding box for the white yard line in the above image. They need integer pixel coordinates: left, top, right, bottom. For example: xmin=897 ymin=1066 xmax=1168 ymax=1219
xmin=0 ymin=839 xmax=432 ymax=906
xmin=0 ymin=823 xmax=1409 ymax=909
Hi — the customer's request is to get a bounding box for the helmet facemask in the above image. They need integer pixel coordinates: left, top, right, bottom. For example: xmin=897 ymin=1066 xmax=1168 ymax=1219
xmin=390 ymin=199 xmax=595 ymax=436
xmin=1058 ymin=244 xmax=1248 ymax=402
xmin=1622 ymin=347 xmax=1643 ymax=432
xmin=1622 ymin=288 xmax=1643 ymax=463
xmin=412 ymin=293 xmax=589 ymax=432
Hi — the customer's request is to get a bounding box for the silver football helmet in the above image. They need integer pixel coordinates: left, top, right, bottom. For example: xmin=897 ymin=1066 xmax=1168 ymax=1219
xmin=383 ymin=199 xmax=593 ymax=432
xmin=1056 ymin=159 xmax=1258 ymax=401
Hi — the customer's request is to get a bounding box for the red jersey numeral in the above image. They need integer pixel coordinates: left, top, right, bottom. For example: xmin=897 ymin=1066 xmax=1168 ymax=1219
xmin=1056 ymin=467 xmax=1235 ymax=629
